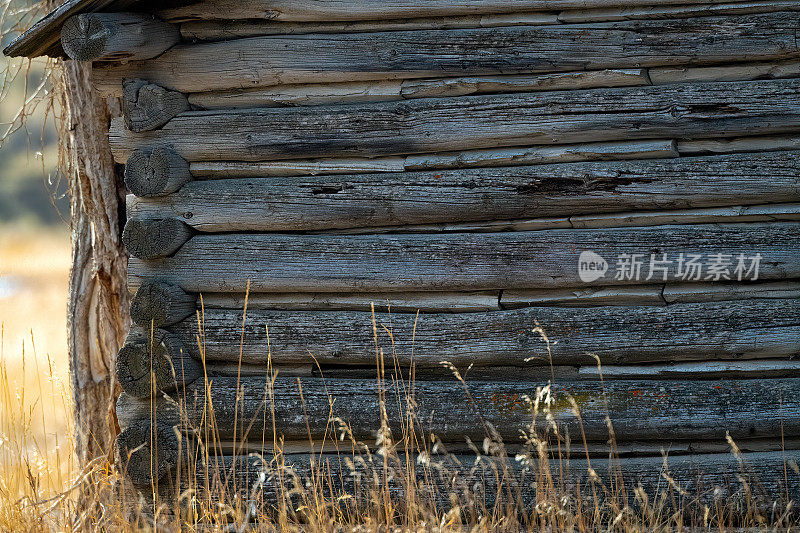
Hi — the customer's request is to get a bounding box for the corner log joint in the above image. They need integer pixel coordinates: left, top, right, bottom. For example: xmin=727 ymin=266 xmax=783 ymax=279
xmin=122 ymin=217 xmax=192 ymax=260
xmin=123 ymin=79 xmax=189 ymax=133
xmin=130 ymin=281 xmax=196 ymax=328
xmin=125 ymin=145 xmax=191 ymax=197
xmin=61 ymin=13 xmax=179 ymax=62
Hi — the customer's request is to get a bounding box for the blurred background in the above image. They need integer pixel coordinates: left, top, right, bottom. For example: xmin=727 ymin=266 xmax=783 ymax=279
xmin=0 ymin=34 xmax=74 ymax=498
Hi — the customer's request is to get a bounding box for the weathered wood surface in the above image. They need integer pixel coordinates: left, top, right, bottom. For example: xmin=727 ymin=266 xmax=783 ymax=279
xmin=94 ymin=13 xmax=800 ymax=95
xmin=121 ymin=446 xmax=800 ymax=513
xmin=180 ymin=13 xmax=560 ymax=42
xmin=580 ymin=359 xmax=800 ymax=379
xmin=116 ymin=376 xmax=800 ymax=443
xmin=60 ymin=12 xmax=178 ymax=62
xmin=503 ymin=281 xmax=800 ymax=308
xmin=678 ymin=134 xmax=800 ymax=155
xmin=124 ymin=145 xmax=191 ymax=197
xmin=650 ymin=59 xmax=800 ymax=85
xmin=116 ymin=328 xmax=201 ymax=398
xmin=122 ymin=217 xmax=192 ymax=260
xmin=126 ymin=151 xmax=800 ymax=231
xmin=189 ymin=69 xmax=648 ymax=109
xmin=189 ymin=140 xmax=678 ymax=178
xmin=557 ymin=0 xmax=800 ymax=22
xmin=156 ymin=0 xmax=788 ymax=22
xmin=128 ymin=222 xmax=800 ymax=293
xmin=130 ymin=281 xmax=197 ymax=328
xmin=110 ymin=79 xmax=800 ymax=163
xmin=202 ymin=291 xmax=501 ymax=313
xmin=162 ymin=299 xmax=800 ymax=366
xmin=122 ymin=80 xmax=189 ymax=133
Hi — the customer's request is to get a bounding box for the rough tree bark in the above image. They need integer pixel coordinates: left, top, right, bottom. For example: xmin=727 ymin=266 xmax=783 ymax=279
xmin=60 ymin=60 xmax=130 ymax=465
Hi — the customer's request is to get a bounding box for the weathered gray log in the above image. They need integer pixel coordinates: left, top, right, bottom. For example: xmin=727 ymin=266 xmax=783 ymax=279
xmin=156 ymin=0 xmax=786 ymax=22
xmin=557 ymin=0 xmax=800 ymax=22
xmin=189 ymin=140 xmax=678 ymax=178
xmin=130 ymin=281 xmax=197 ymax=328
xmin=650 ymin=59 xmax=800 ymax=85
xmin=179 ymin=13 xmax=561 ymax=42
xmin=116 ymin=328 xmax=201 ymax=398
xmin=122 ymin=79 xmax=190 ymax=133
xmin=109 ymin=79 xmax=800 ymax=162
xmin=126 ymin=446 xmax=800 ymax=515
xmin=128 ymin=222 xmax=800 ymax=293
xmin=94 ymin=13 xmax=800 ymax=95
xmin=580 ymin=359 xmax=800 ymax=379
xmin=115 ymin=418 xmax=181 ymax=487
xmin=61 ymin=12 xmax=179 ymax=62
xmin=122 ymin=217 xmax=192 ymax=260
xmin=116 ymin=376 xmax=800 ymax=444
xmin=126 ymin=151 xmax=800 ymax=232
xmin=678 ymin=134 xmax=800 ymax=155
xmin=201 ymin=291 xmax=501 ymax=313
xmin=188 ymin=69 xmax=647 ymax=109
xmin=503 ymin=281 xmax=800 ymax=308
xmin=124 ymin=146 xmax=191 ymax=197
xmin=163 ymin=298 xmax=800 ymax=366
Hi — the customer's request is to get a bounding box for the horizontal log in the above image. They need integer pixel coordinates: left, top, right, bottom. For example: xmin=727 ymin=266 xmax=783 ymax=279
xmin=94 ymin=13 xmax=800 ymax=95
xmin=503 ymin=281 xmax=800 ymax=308
xmin=580 ymin=359 xmax=800 ymax=379
xmin=124 ymin=146 xmax=191 ymax=197
xmin=115 ymin=418 xmax=180 ymax=487
xmin=126 ymin=447 xmax=800 ymax=515
xmin=109 ymin=79 xmax=800 ymax=162
xmin=189 ymin=69 xmax=648 ymax=109
xmin=130 ymin=281 xmax=197 ymax=328
xmin=128 ymin=222 xmax=800 ymax=293
xmin=180 ymin=12 xmax=560 ymax=42
xmin=116 ymin=376 xmax=800 ymax=444
xmin=678 ymin=134 xmax=800 ymax=155
xmin=116 ymin=328 xmax=201 ymax=398
xmin=557 ymin=0 xmax=800 ymax=22
xmin=122 ymin=218 xmax=192 ymax=260
xmin=126 ymin=151 xmax=800 ymax=232
xmin=188 ymin=139 xmax=678 ymax=178
xmin=122 ymin=79 xmax=189 ymax=133
xmin=650 ymin=59 xmax=800 ymax=85
xmin=60 ymin=12 xmax=178 ymax=62
xmin=201 ymin=291 xmax=501 ymax=313
xmin=156 ymin=0 xmax=784 ymax=22
xmin=165 ymin=298 xmax=800 ymax=366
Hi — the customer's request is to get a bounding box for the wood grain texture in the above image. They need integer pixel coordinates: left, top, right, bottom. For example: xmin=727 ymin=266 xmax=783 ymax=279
xmin=109 ymin=79 xmax=800 ymax=163
xmin=128 ymin=447 xmax=800 ymax=513
xmin=115 ymin=328 xmax=201 ymax=398
xmin=122 ymin=79 xmax=189 ymax=133
xmin=156 ymin=0 xmax=786 ymax=22
xmin=94 ymin=13 xmax=800 ymax=95
xmin=649 ymin=59 xmax=800 ymax=85
xmin=579 ymin=359 xmax=800 ymax=379
xmin=557 ymin=0 xmax=800 ymax=22
xmin=124 ymin=145 xmax=191 ymax=197
xmin=130 ymin=281 xmax=197 ymax=328
xmin=60 ymin=12 xmax=178 ymax=62
xmin=164 ymin=298 xmax=800 ymax=366
xmin=188 ymin=140 xmax=678 ymax=178
xmin=122 ymin=217 xmax=192 ymax=260
xmin=118 ymin=376 xmax=800 ymax=444
xmin=126 ymin=151 xmax=800 ymax=232
xmin=128 ymin=222 xmax=800 ymax=293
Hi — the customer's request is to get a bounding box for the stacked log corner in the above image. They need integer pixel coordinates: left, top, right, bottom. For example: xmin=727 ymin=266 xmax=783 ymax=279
xmin=71 ymin=2 xmax=800 ymax=514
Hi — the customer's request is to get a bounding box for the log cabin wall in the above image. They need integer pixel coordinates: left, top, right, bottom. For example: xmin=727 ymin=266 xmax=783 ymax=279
xmin=10 ymin=0 xmax=800 ymax=510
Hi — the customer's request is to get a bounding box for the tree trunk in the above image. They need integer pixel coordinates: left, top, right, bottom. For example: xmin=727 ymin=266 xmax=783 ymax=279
xmin=61 ymin=60 xmax=130 ymax=465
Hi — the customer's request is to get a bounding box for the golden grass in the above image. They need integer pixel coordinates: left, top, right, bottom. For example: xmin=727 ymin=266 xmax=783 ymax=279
xmin=0 ymin=229 xmax=798 ymax=532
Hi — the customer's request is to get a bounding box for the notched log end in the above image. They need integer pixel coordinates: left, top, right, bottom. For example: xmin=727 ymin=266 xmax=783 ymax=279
xmin=125 ymin=145 xmax=192 ymax=197
xmin=123 ymin=217 xmax=192 ymax=259
xmin=123 ymin=79 xmax=189 ymax=133
xmin=131 ymin=282 xmax=197 ymax=328
xmin=61 ymin=14 xmax=108 ymax=61
xmin=115 ymin=419 xmax=180 ymax=487
xmin=116 ymin=329 xmax=199 ymax=398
